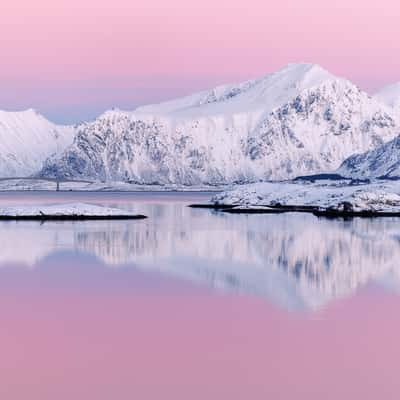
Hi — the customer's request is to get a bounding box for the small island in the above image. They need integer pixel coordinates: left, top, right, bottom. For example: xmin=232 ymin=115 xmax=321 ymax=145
xmin=191 ymin=180 xmax=400 ymax=217
xmin=0 ymin=203 xmax=147 ymax=220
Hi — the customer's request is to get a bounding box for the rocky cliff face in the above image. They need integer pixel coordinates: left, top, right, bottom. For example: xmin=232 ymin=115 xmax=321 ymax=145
xmin=338 ymin=135 xmax=400 ymax=179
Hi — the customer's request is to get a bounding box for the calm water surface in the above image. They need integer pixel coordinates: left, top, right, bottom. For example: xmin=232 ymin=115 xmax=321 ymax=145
xmin=0 ymin=191 xmax=400 ymax=399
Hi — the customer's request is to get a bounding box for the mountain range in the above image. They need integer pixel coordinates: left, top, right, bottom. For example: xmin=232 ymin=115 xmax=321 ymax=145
xmin=1 ymin=63 xmax=400 ymax=183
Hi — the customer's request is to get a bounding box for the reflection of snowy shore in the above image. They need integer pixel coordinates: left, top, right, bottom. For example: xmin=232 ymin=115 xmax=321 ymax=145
xmin=0 ymin=200 xmax=400 ymax=310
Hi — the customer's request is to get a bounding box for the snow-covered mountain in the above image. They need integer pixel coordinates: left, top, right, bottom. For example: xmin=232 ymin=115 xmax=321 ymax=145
xmin=0 ymin=109 xmax=74 ymax=177
xmin=40 ymin=63 xmax=399 ymax=184
xmin=335 ymin=83 xmax=400 ymax=180
xmin=338 ymin=135 xmax=400 ymax=179
xmin=375 ymin=83 xmax=400 ymax=113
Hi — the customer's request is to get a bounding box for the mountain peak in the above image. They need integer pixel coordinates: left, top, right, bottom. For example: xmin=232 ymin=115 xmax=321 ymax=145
xmin=277 ymin=63 xmax=335 ymax=87
xmin=98 ymin=108 xmax=129 ymax=120
xmin=0 ymin=109 xmax=74 ymax=177
xmin=276 ymin=62 xmax=332 ymax=78
xmin=0 ymin=108 xmax=50 ymax=125
xmin=24 ymin=108 xmax=39 ymax=115
xmin=134 ymin=63 xmax=340 ymax=118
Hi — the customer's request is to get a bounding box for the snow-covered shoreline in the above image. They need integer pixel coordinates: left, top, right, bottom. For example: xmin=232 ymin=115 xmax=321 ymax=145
xmin=0 ymin=203 xmax=147 ymax=220
xmin=211 ymin=180 xmax=400 ymax=215
xmin=0 ymin=179 xmax=228 ymax=192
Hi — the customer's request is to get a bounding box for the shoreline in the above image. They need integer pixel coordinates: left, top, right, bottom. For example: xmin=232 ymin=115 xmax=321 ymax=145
xmin=0 ymin=214 xmax=147 ymax=221
xmin=189 ymin=203 xmax=400 ymax=218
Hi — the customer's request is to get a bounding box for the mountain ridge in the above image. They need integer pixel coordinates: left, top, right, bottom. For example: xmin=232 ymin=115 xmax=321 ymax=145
xmin=2 ymin=63 xmax=400 ymax=183
xmin=0 ymin=109 xmax=74 ymax=177
xmin=134 ymin=63 xmax=338 ymax=117
xmin=39 ymin=63 xmax=400 ymax=184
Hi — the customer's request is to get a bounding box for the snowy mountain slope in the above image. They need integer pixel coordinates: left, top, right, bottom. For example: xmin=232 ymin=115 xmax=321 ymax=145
xmin=337 ymin=135 xmax=400 ymax=179
xmin=39 ymin=64 xmax=400 ymax=184
xmin=244 ymin=79 xmax=399 ymax=179
xmin=0 ymin=109 xmax=74 ymax=177
xmin=135 ymin=63 xmax=337 ymax=117
xmin=334 ymin=82 xmax=400 ymax=180
xmin=375 ymin=83 xmax=400 ymax=113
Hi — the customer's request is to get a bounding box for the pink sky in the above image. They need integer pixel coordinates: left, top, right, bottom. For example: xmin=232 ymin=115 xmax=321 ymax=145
xmin=1 ymin=0 xmax=400 ymax=122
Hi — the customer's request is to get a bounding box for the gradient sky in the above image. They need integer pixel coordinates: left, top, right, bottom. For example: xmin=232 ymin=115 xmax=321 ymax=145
xmin=1 ymin=0 xmax=400 ymax=123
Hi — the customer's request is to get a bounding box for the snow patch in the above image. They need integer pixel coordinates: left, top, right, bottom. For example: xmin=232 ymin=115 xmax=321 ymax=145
xmin=0 ymin=203 xmax=142 ymax=217
xmin=0 ymin=109 xmax=74 ymax=177
xmin=375 ymin=82 xmax=400 ymax=112
xmin=212 ymin=180 xmax=400 ymax=213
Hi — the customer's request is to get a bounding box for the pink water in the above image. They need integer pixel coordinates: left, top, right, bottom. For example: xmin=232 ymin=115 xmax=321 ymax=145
xmin=0 ymin=192 xmax=399 ymax=399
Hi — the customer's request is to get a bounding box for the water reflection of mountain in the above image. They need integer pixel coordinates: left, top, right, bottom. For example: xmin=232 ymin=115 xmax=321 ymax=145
xmin=0 ymin=205 xmax=400 ymax=310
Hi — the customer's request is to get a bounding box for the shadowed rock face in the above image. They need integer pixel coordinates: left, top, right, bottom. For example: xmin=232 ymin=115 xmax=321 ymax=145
xmin=39 ymin=65 xmax=399 ymax=185
xmin=338 ymin=136 xmax=400 ymax=180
